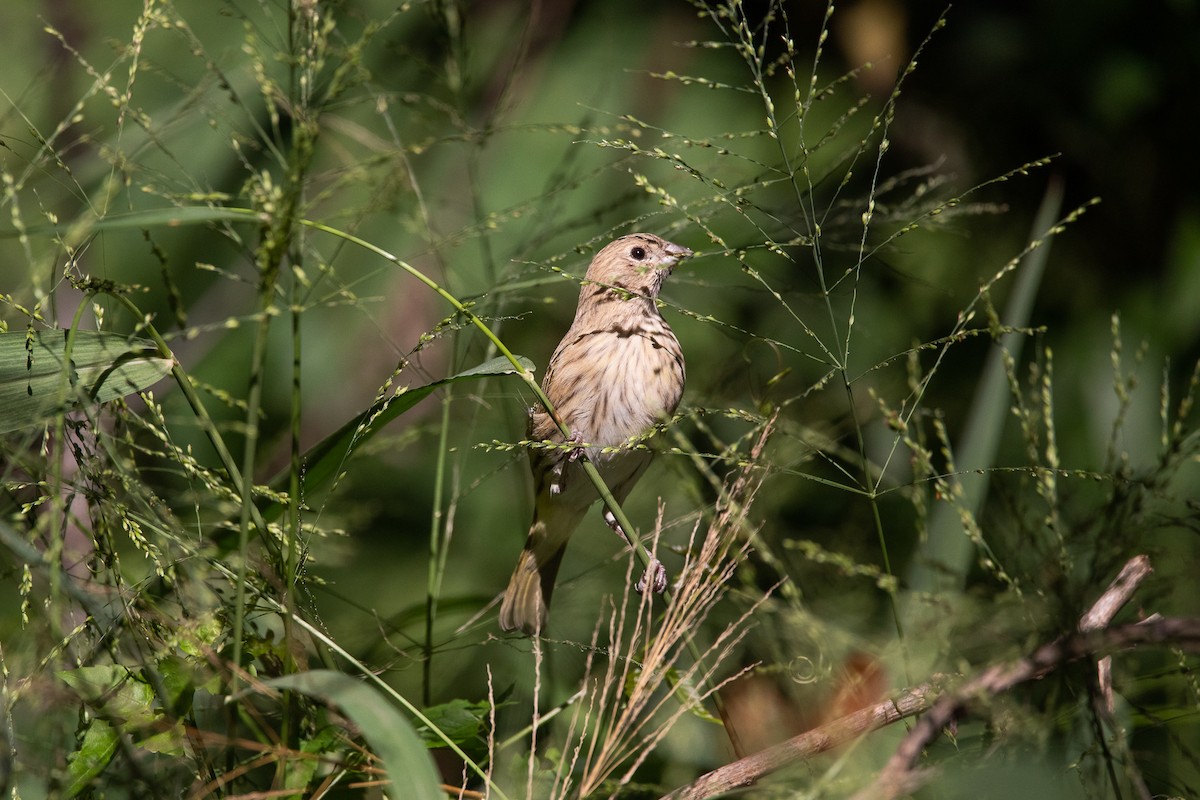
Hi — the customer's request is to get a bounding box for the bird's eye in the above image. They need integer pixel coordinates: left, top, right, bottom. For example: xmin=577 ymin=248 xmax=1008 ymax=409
xmin=630 ymin=246 xmax=647 ymax=261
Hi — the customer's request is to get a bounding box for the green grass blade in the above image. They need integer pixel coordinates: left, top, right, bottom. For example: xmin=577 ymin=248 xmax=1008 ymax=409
xmin=263 ymin=355 xmax=534 ymax=520
xmin=262 ymin=670 xmax=443 ymax=800
xmin=906 ymin=179 xmax=1065 ymax=594
xmin=0 ymin=330 xmax=172 ymax=434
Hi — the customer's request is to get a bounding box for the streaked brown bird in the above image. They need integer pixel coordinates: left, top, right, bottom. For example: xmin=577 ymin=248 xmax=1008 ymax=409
xmin=499 ymin=233 xmax=693 ymax=635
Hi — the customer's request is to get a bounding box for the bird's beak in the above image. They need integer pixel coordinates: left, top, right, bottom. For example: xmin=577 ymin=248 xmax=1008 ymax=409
xmin=662 ymin=241 xmax=694 ymax=266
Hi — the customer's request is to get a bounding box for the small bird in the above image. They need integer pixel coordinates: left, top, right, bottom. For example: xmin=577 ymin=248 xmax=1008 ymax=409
xmin=499 ymin=233 xmax=693 ymax=635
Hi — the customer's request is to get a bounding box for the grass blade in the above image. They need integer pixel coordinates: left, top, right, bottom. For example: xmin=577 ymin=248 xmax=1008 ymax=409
xmin=262 ymin=670 xmax=443 ymax=800
xmin=906 ymin=178 xmax=1065 ymax=593
xmin=0 ymin=330 xmax=172 ymax=434
xmin=263 ymin=355 xmax=533 ymax=520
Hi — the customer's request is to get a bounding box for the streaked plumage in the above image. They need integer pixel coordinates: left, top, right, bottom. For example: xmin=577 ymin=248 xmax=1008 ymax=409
xmin=499 ymin=233 xmax=692 ymax=635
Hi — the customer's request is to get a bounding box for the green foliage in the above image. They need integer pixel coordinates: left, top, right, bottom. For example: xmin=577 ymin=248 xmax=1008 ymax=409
xmin=264 ymin=670 xmax=443 ymax=800
xmin=264 ymin=353 xmax=536 ymax=521
xmin=0 ymin=331 xmax=171 ymax=433
xmin=57 ymin=665 xmax=189 ymax=797
xmin=1 ymin=1 xmax=1197 ymax=798
xmin=417 ymin=697 xmax=494 ymax=750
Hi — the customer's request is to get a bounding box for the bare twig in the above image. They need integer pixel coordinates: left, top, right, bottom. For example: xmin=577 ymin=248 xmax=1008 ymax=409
xmin=851 ymin=616 xmax=1200 ymax=800
xmin=1078 ymin=555 xmax=1153 ymax=631
xmin=664 ymin=555 xmax=1176 ymax=800
xmin=661 ymin=680 xmax=945 ymax=800
xmin=1077 ymin=555 xmax=1154 ymax=800
xmin=1079 ymin=554 xmax=1153 ymax=715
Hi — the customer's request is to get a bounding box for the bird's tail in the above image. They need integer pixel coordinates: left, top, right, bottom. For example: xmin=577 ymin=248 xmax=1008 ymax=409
xmin=499 ymin=520 xmax=566 ymax=635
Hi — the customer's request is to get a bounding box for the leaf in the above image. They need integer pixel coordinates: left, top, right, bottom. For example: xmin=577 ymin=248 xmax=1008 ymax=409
xmin=59 ymin=666 xmax=157 ymax=727
xmin=416 ymin=698 xmax=490 ymax=748
xmin=263 ymin=670 xmax=442 ymax=800
xmin=155 ymin=655 xmax=198 ymax=716
xmin=0 ymin=330 xmax=172 ymax=434
xmin=62 ymin=718 xmax=119 ymax=798
xmin=58 ymin=665 xmax=188 ymax=764
xmin=10 ymin=205 xmax=267 ymax=244
xmin=285 ymin=726 xmax=344 ymax=791
xmin=263 ymin=354 xmax=534 ymax=520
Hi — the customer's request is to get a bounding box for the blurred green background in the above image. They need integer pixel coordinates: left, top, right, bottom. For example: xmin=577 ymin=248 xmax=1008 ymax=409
xmin=2 ymin=0 xmax=1198 ymax=796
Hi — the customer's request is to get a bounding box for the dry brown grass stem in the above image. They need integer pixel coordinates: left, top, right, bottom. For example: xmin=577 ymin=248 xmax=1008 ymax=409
xmin=555 ymin=417 xmax=777 ymax=796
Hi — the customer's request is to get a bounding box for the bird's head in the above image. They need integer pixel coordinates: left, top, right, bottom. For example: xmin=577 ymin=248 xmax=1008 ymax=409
xmin=583 ymin=233 xmax=693 ymax=300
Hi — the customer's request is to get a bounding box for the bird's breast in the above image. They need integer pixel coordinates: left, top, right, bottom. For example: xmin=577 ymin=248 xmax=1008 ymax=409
xmin=551 ymin=322 xmax=684 ymax=448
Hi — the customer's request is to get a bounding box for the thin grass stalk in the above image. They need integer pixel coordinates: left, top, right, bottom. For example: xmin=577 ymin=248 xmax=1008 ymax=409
xmin=233 ymin=2 xmax=330 ymax=689
xmin=44 ymin=301 xmax=95 ymax=627
xmin=424 ymin=392 xmax=453 ymax=706
xmin=589 ymin=532 xmax=654 ymax=782
xmin=277 ymin=10 xmax=317 ymax=759
xmin=528 ymin=633 xmax=543 ymax=799
xmin=278 ymin=247 xmax=305 ymax=784
xmin=573 ymin=420 xmax=774 ymax=793
xmin=106 ymin=293 xmax=274 ymax=550
xmin=576 ymin=566 xmax=636 ymax=790
xmin=485 ymin=665 xmax=498 ymax=793
xmin=551 ymin=623 xmax=607 ymax=798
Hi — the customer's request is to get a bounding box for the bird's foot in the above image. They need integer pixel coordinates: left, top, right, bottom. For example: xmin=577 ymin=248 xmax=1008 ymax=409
xmin=601 ymin=505 xmax=666 ymax=593
xmin=603 ymin=507 xmax=627 ymax=540
xmin=636 ymin=557 xmax=668 ymax=595
xmin=565 ymin=430 xmax=586 ymax=463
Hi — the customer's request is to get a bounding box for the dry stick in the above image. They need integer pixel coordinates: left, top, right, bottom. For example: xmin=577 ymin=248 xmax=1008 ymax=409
xmin=660 ymin=681 xmax=945 ymax=800
xmin=1077 ymin=555 xmax=1154 ymax=800
xmin=663 ymin=555 xmax=1168 ymax=800
xmin=1079 ymin=554 xmax=1153 ymax=715
xmin=667 ymin=618 xmax=1200 ymax=800
xmin=1079 ymin=555 xmax=1153 ymax=631
xmin=852 ymin=616 xmax=1200 ymax=800
xmin=852 ymin=553 xmax=1163 ymax=800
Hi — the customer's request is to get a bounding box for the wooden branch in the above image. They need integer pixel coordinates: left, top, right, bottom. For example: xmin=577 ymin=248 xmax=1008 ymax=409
xmin=1078 ymin=554 xmax=1152 ymax=715
xmin=1079 ymin=554 xmax=1152 ymax=631
xmin=662 ymin=556 xmax=1179 ymax=800
xmin=851 ymin=616 xmax=1200 ymax=800
xmin=660 ymin=680 xmax=944 ymax=800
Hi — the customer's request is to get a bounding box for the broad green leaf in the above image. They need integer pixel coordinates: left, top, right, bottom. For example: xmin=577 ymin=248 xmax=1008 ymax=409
xmin=264 ymin=354 xmax=534 ymax=520
xmin=155 ymin=655 xmax=198 ymax=716
xmin=264 ymin=670 xmax=442 ymax=800
xmin=59 ymin=666 xmax=157 ymax=727
xmin=63 ymin=718 xmax=119 ymax=798
xmin=416 ymin=698 xmax=490 ymax=749
xmin=10 ymin=205 xmax=266 ymax=245
xmin=58 ymin=665 xmax=188 ymax=767
xmin=81 ymin=205 xmax=264 ymax=231
xmin=0 ymin=330 xmax=171 ymax=434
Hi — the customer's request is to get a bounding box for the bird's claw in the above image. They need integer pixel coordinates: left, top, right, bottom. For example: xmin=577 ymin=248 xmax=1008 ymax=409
xmin=602 ymin=512 xmax=666 ymax=593
xmin=603 ymin=507 xmax=626 ymax=539
xmin=565 ymin=430 xmax=586 ymax=463
xmin=549 ymin=432 xmax=586 ymax=495
xmin=635 ymin=557 xmax=668 ymax=595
